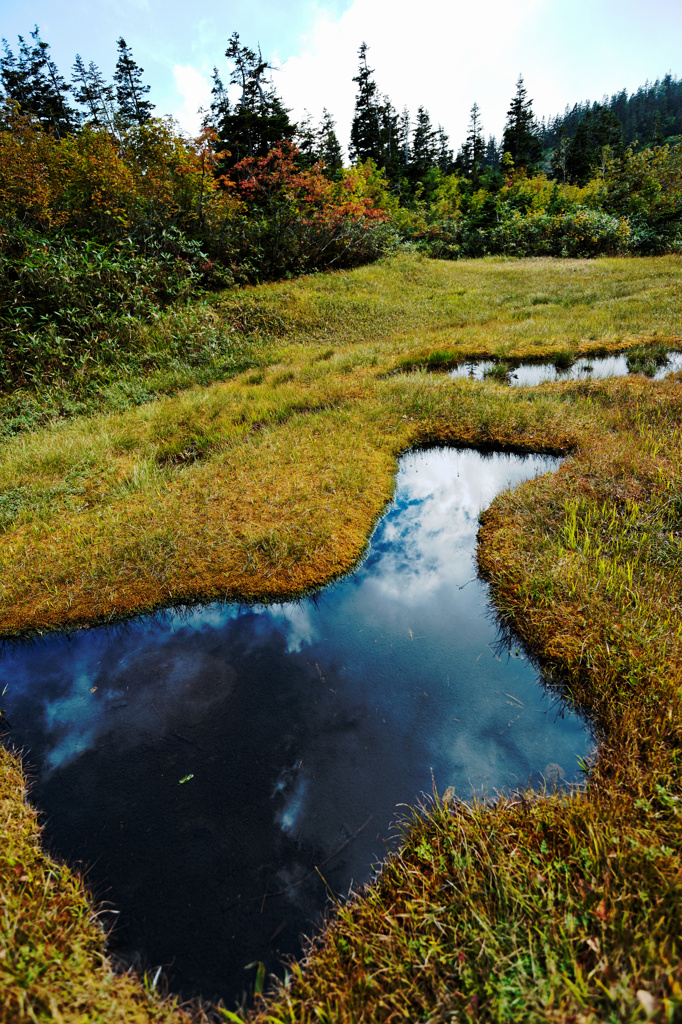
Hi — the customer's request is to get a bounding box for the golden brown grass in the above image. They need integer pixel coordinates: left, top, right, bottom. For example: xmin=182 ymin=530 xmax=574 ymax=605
xmin=2 ymin=254 xmax=680 ymax=637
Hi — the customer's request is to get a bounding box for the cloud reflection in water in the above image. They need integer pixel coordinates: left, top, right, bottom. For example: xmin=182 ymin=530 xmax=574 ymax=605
xmin=0 ymin=448 xmax=593 ymax=1006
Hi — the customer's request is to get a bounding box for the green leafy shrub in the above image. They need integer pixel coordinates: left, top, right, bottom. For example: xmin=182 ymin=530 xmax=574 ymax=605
xmin=0 ymin=226 xmax=202 ymax=385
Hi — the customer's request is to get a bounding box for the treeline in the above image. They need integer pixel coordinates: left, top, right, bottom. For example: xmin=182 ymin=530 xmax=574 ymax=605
xmin=1 ymin=28 xmax=682 ymax=391
xmin=0 ymin=32 xmax=397 ymax=389
xmin=543 ymin=74 xmax=682 ymax=154
xmin=4 ymin=28 xmax=682 ymax=193
xmin=0 ymin=28 xmax=153 ymax=137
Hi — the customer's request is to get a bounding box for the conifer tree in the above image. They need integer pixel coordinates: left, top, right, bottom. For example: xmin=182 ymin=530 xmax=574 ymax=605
xmin=379 ymin=96 xmax=402 ymax=180
xmin=398 ymin=106 xmax=411 ymax=167
xmin=349 ymin=43 xmax=403 ymax=184
xmin=72 ymin=55 xmax=115 ymax=131
xmin=317 ymin=108 xmax=343 ymax=174
xmin=209 ymin=65 xmax=230 ymax=124
xmin=349 ymin=42 xmax=382 ymax=165
xmin=435 ymin=126 xmax=453 ymax=174
xmin=564 ymin=105 xmax=623 ymax=183
xmin=209 ymin=33 xmax=294 ymax=165
xmin=466 ymin=102 xmax=485 ymax=180
xmin=502 ymin=75 xmax=542 ymax=171
xmin=296 ymin=110 xmax=319 ymax=167
xmin=114 ymin=38 xmax=154 ymax=129
xmin=294 ymin=108 xmax=344 ymax=174
xmin=408 ymin=106 xmax=437 ymax=182
xmin=0 ymin=36 xmax=33 ymax=110
xmin=0 ymin=27 xmax=77 ymax=136
xmin=484 ymin=135 xmax=500 ymax=171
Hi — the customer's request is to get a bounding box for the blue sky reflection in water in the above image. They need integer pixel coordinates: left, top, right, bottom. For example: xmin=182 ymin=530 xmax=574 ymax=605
xmin=0 ymin=448 xmax=593 ymax=1007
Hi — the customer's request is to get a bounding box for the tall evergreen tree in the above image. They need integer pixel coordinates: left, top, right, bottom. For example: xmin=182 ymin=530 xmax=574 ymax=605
xmin=209 ymin=33 xmax=294 ymax=165
xmin=502 ymin=75 xmax=542 ymax=171
xmin=0 ymin=27 xmax=77 ymax=136
xmin=349 ymin=42 xmax=382 ymax=165
xmin=398 ymin=106 xmax=411 ymax=167
xmin=435 ymin=125 xmax=453 ymax=173
xmin=71 ymin=55 xmax=115 ymax=131
xmin=317 ymin=108 xmax=343 ymax=174
xmin=296 ymin=110 xmax=319 ymax=167
xmin=114 ymin=38 xmax=154 ymax=129
xmin=463 ymin=102 xmax=485 ymax=181
xmin=348 ymin=42 xmax=403 ymax=184
xmin=379 ymin=95 xmax=401 ymax=180
xmin=408 ymin=106 xmax=438 ymax=182
xmin=483 ymin=135 xmax=500 ymax=171
xmin=1 ymin=36 xmax=34 ymax=110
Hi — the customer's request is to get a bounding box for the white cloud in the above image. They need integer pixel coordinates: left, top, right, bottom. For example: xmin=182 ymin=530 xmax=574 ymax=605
xmin=165 ymin=0 xmax=682 ymax=154
xmin=277 ymin=0 xmax=547 ymax=153
xmin=172 ymin=63 xmax=213 ymax=135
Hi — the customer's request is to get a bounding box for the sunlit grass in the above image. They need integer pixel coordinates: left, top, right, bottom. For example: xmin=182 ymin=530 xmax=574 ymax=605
xmin=1 ymin=254 xmax=682 ymax=1023
xmin=2 ymin=254 xmax=681 ymax=440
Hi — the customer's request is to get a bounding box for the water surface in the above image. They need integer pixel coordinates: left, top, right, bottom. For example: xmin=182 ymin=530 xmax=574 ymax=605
xmin=0 ymin=448 xmax=593 ymax=1007
xmin=451 ymin=350 xmax=682 ymax=386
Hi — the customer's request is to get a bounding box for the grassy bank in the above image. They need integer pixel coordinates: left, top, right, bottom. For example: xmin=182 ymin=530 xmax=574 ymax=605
xmin=1 ymin=254 xmax=681 ymax=1022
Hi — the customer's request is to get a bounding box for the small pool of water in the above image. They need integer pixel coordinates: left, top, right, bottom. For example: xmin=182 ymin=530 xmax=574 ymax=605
xmin=0 ymin=449 xmax=594 ymax=1008
xmin=450 ymin=350 xmax=682 ymax=386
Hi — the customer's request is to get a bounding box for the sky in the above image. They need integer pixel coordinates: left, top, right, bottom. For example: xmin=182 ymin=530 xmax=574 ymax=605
xmin=3 ymin=0 xmax=682 ymax=153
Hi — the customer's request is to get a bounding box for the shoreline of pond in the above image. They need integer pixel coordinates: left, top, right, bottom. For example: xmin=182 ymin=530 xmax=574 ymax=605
xmin=0 ymin=447 xmax=595 ymax=1008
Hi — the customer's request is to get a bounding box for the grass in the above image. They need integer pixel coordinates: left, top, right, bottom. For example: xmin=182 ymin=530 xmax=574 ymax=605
xmin=3 ymin=254 xmax=682 ymax=441
xmin=1 ymin=253 xmax=682 ymax=1022
xmin=626 ymin=343 xmax=671 ymax=376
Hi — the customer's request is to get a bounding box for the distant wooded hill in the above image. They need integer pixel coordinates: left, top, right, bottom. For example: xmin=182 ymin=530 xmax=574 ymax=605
xmin=542 ymin=74 xmax=682 ymax=151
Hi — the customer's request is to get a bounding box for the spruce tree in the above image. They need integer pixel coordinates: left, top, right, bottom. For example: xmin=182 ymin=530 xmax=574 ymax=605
xmin=349 ymin=42 xmax=382 ymax=165
xmin=484 ymin=135 xmax=500 ymax=171
xmin=465 ymin=102 xmax=485 ymax=180
xmin=436 ymin=126 xmax=453 ymax=173
xmin=296 ymin=110 xmax=319 ymax=167
xmin=114 ymin=38 xmax=154 ymax=129
xmin=408 ymin=106 xmax=437 ymax=182
xmin=317 ymin=108 xmax=343 ymax=174
xmin=1 ymin=27 xmax=77 ymax=136
xmin=0 ymin=36 xmax=34 ymax=110
xmin=209 ymin=33 xmax=294 ymax=165
xmin=379 ymin=96 xmax=401 ymax=180
xmin=398 ymin=106 xmax=410 ymax=167
xmin=72 ymin=55 xmax=115 ymax=131
xmin=502 ymin=75 xmax=542 ymax=171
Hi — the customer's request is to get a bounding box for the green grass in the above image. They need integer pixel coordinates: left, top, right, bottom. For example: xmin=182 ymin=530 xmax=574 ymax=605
xmin=1 ymin=254 xmax=682 ymax=1023
xmin=4 ymin=254 xmax=682 ymax=440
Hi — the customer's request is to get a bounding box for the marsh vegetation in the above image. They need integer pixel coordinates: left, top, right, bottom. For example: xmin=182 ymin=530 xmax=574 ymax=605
xmin=1 ymin=254 xmax=681 ymax=1023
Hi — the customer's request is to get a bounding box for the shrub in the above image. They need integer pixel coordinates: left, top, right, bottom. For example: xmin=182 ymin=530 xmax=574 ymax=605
xmin=0 ymin=226 xmax=203 ymax=385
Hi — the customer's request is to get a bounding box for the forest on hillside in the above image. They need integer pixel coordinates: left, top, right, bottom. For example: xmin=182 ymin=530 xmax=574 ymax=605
xmin=1 ymin=27 xmax=682 ymax=390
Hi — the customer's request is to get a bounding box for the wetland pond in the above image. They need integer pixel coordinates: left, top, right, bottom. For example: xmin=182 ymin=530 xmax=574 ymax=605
xmin=0 ymin=448 xmax=594 ymax=1008
xmin=450 ymin=350 xmax=682 ymax=386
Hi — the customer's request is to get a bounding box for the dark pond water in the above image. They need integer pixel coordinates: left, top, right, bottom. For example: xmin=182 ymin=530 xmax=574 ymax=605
xmin=450 ymin=350 xmax=682 ymax=386
xmin=0 ymin=448 xmax=593 ymax=1008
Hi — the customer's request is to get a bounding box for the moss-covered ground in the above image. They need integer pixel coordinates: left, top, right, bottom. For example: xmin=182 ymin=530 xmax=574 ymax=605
xmin=1 ymin=254 xmax=681 ymax=1022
